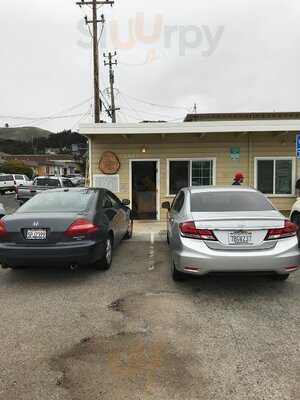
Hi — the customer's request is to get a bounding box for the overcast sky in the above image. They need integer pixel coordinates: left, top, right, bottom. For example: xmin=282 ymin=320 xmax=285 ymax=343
xmin=0 ymin=0 xmax=299 ymax=132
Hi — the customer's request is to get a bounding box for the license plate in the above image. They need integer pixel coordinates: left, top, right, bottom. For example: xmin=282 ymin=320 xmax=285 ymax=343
xmin=228 ymin=231 xmax=252 ymax=245
xmin=26 ymin=229 xmax=47 ymax=240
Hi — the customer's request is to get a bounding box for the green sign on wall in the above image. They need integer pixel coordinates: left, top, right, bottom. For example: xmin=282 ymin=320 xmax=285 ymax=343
xmin=230 ymin=147 xmax=240 ymax=160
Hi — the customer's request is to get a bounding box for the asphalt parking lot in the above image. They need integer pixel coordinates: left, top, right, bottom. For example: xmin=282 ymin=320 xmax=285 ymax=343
xmin=0 ymin=194 xmax=299 ymax=400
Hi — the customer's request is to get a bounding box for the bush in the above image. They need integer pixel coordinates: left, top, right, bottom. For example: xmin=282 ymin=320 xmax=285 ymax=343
xmin=0 ymin=161 xmax=34 ymax=179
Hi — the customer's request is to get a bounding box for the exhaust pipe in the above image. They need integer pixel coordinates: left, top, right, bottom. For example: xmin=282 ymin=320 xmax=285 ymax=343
xmin=70 ymin=264 xmax=78 ymax=271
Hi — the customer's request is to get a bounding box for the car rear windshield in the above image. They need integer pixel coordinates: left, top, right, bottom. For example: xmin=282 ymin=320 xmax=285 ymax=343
xmin=0 ymin=175 xmax=14 ymax=182
xmin=17 ymin=190 xmax=95 ymax=213
xmin=35 ymin=178 xmax=60 ymax=187
xmin=190 ymin=191 xmax=275 ymax=212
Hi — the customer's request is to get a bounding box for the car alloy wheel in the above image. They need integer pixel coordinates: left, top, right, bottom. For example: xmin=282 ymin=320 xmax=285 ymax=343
xmin=105 ymin=238 xmax=112 ymax=265
xmin=95 ymin=236 xmax=113 ymax=271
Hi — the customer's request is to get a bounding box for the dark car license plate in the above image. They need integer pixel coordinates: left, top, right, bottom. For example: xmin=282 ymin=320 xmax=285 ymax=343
xmin=26 ymin=229 xmax=47 ymax=240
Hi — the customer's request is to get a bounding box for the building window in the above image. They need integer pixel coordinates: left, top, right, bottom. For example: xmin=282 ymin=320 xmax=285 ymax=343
xmin=256 ymin=158 xmax=294 ymax=195
xmin=168 ymin=159 xmax=214 ymax=195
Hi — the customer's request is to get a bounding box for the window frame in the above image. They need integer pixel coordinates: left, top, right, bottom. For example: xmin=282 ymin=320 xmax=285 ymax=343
xmin=106 ymin=190 xmax=122 ymax=208
xmin=254 ymin=157 xmax=296 ymax=197
xmin=166 ymin=158 xmax=216 ymax=197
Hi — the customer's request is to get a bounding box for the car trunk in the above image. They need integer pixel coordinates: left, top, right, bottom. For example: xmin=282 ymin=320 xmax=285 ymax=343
xmin=5 ymin=212 xmax=80 ymax=244
xmin=192 ymin=210 xmax=284 ymax=249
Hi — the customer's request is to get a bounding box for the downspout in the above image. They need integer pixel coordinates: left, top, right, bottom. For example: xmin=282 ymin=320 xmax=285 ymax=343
xmin=84 ymin=135 xmax=92 ymax=187
xmin=248 ymin=133 xmax=252 ymax=187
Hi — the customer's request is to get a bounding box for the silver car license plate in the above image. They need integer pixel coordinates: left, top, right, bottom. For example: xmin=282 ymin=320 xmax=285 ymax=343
xmin=26 ymin=229 xmax=47 ymax=240
xmin=229 ymin=231 xmax=252 ymax=245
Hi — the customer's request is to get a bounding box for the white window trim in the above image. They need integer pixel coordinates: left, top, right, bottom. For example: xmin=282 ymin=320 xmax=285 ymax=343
xmin=166 ymin=158 xmax=217 ymax=197
xmin=254 ymin=156 xmax=296 ymax=197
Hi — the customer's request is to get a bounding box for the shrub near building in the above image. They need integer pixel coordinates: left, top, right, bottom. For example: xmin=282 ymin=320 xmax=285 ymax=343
xmin=0 ymin=160 xmax=34 ymax=179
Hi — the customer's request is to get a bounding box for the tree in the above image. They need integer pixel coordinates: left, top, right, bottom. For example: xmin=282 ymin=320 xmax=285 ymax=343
xmin=0 ymin=161 xmax=34 ymax=178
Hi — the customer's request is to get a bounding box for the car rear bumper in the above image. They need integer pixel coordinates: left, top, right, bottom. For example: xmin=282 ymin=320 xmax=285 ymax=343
xmin=172 ymin=236 xmax=300 ymax=276
xmin=0 ymin=240 xmax=105 ymax=267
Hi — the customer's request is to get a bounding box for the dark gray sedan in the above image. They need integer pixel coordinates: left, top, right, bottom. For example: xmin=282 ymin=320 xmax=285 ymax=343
xmin=0 ymin=188 xmax=133 ymax=270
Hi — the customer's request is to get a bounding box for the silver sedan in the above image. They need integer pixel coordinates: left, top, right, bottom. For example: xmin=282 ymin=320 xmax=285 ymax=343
xmin=162 ymin=187 xmax=300 ymax=281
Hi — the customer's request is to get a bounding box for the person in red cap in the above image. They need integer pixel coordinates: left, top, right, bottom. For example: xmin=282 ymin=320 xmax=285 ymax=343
xmin=232 ymin=172 xmax=244 ymax=185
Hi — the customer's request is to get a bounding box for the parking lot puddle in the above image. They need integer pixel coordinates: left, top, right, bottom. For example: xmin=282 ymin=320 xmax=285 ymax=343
xmin=51 ymin=332 xmax=207 ymax=400
xmin=50 ymin=291 xmax=209 ymax=399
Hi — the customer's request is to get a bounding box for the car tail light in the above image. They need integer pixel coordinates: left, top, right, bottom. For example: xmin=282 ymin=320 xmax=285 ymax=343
xmin=0 ymin=220 xmax=7 ymax=237
xmin=265 ymin=220 xmax=298 ymax=240
xmin=65 ymin=219 xmax=99 ymax=237
xmin=179 ymin=221 xmax=216 ymax=241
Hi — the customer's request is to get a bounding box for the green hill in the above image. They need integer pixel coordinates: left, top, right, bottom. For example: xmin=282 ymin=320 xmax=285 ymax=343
xmin=0 ymin=127 xmax=53 ymax=142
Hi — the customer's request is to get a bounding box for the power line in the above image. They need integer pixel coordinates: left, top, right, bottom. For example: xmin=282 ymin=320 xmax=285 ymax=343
xmin=118 ymin=92 xmax=184 ymax=120
xmin=10 ymin=112 xmax=91 ymax=129
xmin=119 ymin=92 xmax=145 ymax=120
xmin=71 ymin=107 xmax=92 ymax=131
xmin=3 ymin=97 xmax=93 ymax=128
xmin=118 ymin=109 xmax=141 ymax=122
xmin=118 ymin=91 xmax=190 ymax=111
xmin=1 ymin=112 xmax=90 ymax=122
xmin=99 ymin=89 xmax=113 ymax=120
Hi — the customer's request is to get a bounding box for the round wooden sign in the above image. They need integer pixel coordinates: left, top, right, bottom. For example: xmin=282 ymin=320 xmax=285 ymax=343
xmin=99 ymin=151 xmax=120 ymax=175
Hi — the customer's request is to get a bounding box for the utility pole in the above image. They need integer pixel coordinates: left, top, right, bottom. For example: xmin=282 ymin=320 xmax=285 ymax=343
xmin=76 ymin=0 xmax=114 ymax=123
xmin=104 ymin=51 xmax=119 ymax=123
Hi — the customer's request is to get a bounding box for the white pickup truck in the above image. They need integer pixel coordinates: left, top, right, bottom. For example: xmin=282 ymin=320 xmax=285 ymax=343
xmin=0 ymin=174 xmax=16 ymax=195
xmin=17 ymin=176 xmax=74 ymax=204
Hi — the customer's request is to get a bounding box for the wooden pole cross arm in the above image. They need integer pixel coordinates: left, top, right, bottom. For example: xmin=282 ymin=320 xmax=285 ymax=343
xmin=76 ymin=1 xmax=114 ymax=5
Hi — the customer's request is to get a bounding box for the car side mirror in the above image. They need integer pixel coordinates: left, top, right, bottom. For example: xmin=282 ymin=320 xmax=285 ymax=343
xmin=122 ymin=199 xmax=130 ymax=206
xmin=162 ymin=201 xmax=171 ymax=211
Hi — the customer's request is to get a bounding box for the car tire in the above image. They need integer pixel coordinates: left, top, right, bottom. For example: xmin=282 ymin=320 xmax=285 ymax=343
xmin=291 ymin=213 xmax=300 ymax=227
xmin=95 ymin=236 xmax=113 ymax=271
xmin=124 ymin=219 xmax=133 ymax=240
xmin=167 ymin=232 xmax=170 ymax=245
xmin=172 ymin=263 xmax=186 ymax=282
xmin=273 ymin=273 xmax=290 ymax=281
